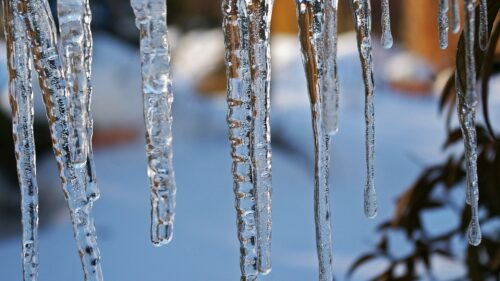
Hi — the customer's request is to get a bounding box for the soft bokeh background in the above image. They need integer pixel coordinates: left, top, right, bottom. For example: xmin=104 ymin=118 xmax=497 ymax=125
xmin=0 ymin=0 xmax=499 ymax=280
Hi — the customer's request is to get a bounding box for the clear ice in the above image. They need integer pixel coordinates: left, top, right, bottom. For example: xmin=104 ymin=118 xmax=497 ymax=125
xmin=222 ymin=0 xmax=259 ymax=279
xmin=322 ymin=0 xmax=341 ymax=134
xmin=478 ymin=0 xmax=488 ymax=51
xmin=349 ymin=0 xmax=377 ymax=219
xmin=380 ymin=0 xmax=393 ymax=49
xmin=438 ymin=0 xmax=449 ymax=49
xmin=245 ymin=0 xmax=274 ymax=275
xmin=57 ymin=0 xmax=99 ymax=203
xmin=3 ymin=0 xmax=39 ymax=279
xmin=451 ymin=0 xmax=461 ymax=34
xmin=457 ymin=0 xmax=481 ymax=246
xmin=296 ymin=1 xmax=334 ymax=280
xmin=19 ymin=0 xmax=104 ymax=279
xmin=131 ymin=0 xmax=177 ymax=246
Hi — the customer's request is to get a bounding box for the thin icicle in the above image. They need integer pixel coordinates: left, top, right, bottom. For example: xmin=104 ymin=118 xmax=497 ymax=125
xmin=3 ymin=1 xmax=39 ymax=279
xmin=455 ymin=75 xmax=481 ymax=246
xmin=296 ymin=1 xmax=334 ymax=280
xmin=19 ymin=0 xmax=103 ymax=279
xmin=131 ymin=0 xmax=177 ymax=246
xmin=458 ymin=0 xmax=481 ymax=246
xmin=82 ymin=1 xmax=99 ymax=202
xmin=322 ymin=0 xmax=340 ymax=134
xmin=380 ymin=0 xmax=393 ymax=49
xmin=57 ymin=0 xmax=99 ymax=203
xmin=245 ymin=0 xmax=274 ymax=275
xmin=478 ymin=0 xmax=488 ymax=51
xmin=438 ymin=0 xmax=449 ymax=49
xmin=349 ymin=0 xmax=377 ymax=219
xmin=222 ymin=1 xmax=259 ymax=280
xmin=451 ymin=0 xmax=460 ymax=34
xmin=82 ymin=0 xmax=99 ymax=202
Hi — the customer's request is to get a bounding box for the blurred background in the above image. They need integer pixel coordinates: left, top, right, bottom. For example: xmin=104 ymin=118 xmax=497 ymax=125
xmin=0 ymin=0 xmax=499 ymax=280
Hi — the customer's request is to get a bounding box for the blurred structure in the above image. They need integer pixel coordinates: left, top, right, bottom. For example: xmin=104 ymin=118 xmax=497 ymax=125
xmin=402 ymin=0 xmax=460 ymax=71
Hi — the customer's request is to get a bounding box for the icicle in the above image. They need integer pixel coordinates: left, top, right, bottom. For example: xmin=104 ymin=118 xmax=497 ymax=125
xmin=322 ymin=0 xmax=340 ymax=134
xmin=296 ymin=1 xmax=334 ymax=280
xmin=380 ymin=0 xmax=393 ymax=49
xmin=57 ymin=0 xmax=99 ymax=203
xmin=19 ymin=0 xmax=104 ymax=279
xmin=478 ymin=0 xmax=488 ymax=51
xmin=3 ymin=1 xmax=39 ymax=279
xmin=82 ymin=1 xmax=99 ymax=201
xmin=222 ymin=1 xmax=259 ymax=280
xmin=245 ymin=0 xmax=274 ymax=275
xmin=457 ymin=0 xmax=481 ymax=246
xmin=451 ymin=0 xmax=460 ymax=34
xmin=455 ymin=74 xmax=481 ymax=246
xmin=349 ymin=0 xmax=377 ymax=219
xmin=130 ymin=0 xmax=177 ymax=246
xmin=438 ymin=0 xmax=449 ymax=49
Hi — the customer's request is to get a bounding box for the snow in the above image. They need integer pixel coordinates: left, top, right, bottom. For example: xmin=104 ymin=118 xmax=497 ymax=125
xmin=0 ymin=29 xmax=476 ymax=280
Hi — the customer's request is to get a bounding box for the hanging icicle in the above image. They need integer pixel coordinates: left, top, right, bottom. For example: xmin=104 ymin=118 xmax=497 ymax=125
xmin=57 ymin=0 xmax=99 ymax=203
xmin=3 ymin=1 xmax=39 ymax=280
xmin=296 ymin=1 xmax=334 ymax=280
xmin=322 ymin=0 xmax=341 ymax=134
xmin=478 ymin=0 xmax=488 ymax=50
xmin=349 ymin=0 xmax=377 ymax=219
xmin=245 ymin=0 xmax=274 ymax=275
xmin=438 ymin=0 xmax=449 ymax=49
xmin=130 ymin=0 xmax=177 ymax=246
xmin=19 ymin=0 xmax=104 ymax=279
xmin=380 ymin=0 xmax=393 ymax=49
xmin=451 ymin=0 xmax=461 ymax=33
xmin=222 ymin=1 xmax=259 ymax=280
xmin=457 ymin=0 xmax=481 ymax=246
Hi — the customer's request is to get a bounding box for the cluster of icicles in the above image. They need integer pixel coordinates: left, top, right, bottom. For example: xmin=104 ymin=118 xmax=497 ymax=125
xmin=3 ymin=0 xmax=489 ymax=280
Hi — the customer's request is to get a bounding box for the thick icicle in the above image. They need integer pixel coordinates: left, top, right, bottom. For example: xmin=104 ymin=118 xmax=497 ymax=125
xmin=349 ymin=0 xmax=377 ymax=219
xmin=296 ymin=1 xmax=334 ymax=280
xmin=245 ymin=0 xmax=274 ymax=274
xmin=19 ymin=0 xmax=103 ymax=279
xmin=451 ymin=0 xmax=461 ymax=34
xmin=222 ymin=1 xmax=259 ymax=280
xmin=438 ymin=0 xmax=449 ymax=49
xmin=457 ymin=0 xmax=481 ymax=246
xmin=322 ymin=0 xmax=340 ymax=134
xmin=3 ymin=1 xmax=39 ymax=279
xmin=380 ymin=0 xmax=393 ymax=49
xmin=478 ymin=0 xmax=488 ymax=51
xmin=131 ymin=0 xmax=177 ymax=246
xmin=57 ymin=0 xmax=99 ymax=203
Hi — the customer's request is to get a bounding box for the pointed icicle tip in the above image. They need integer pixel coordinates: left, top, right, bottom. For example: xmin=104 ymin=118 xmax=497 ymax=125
xmin=467 ymin=218 xmax=482 ymax=246
xmin=381 ymin=32 xmax=393 ymax=49
xmin=364 ymin=185 xmax=378 ymax=219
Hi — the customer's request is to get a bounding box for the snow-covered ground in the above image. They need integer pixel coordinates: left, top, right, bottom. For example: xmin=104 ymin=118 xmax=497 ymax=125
xmin=0 ymin=30 xmax=478 ymax=280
